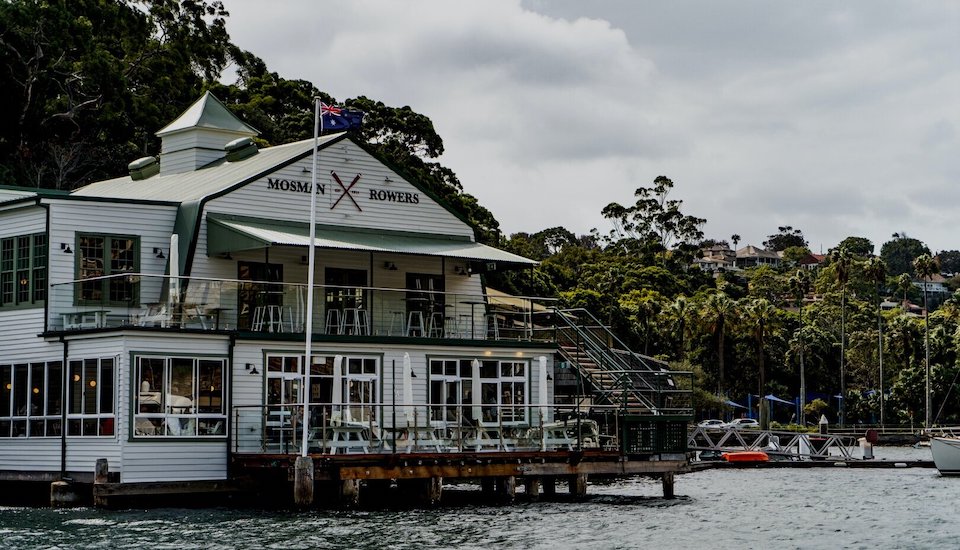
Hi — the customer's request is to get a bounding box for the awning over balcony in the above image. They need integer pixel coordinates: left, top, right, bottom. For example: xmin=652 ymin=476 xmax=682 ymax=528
xmin=207 ymin=214 xmax=537 ymax=266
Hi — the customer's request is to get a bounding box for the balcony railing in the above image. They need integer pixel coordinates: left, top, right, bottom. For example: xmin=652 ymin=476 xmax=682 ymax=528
xmin=48 ymin=273 xmax=557 ymax=342
xmin=231 ymin=402 xmax=688 ymax=456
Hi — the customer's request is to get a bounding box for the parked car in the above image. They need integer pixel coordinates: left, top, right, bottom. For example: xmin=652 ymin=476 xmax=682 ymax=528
xmin=697 ymin=419 xmax=726 ymax=429
xmin=727 ymin=418 xmax=760 ymax=429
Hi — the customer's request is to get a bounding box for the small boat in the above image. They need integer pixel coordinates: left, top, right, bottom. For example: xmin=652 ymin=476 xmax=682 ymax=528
xmin=722 ymin=450 xmax=769 ymax=463
xmin=930 ymin=436 xmax=960 ymax=475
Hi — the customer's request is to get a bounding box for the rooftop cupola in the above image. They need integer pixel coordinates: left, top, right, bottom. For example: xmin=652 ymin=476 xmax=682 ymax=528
xmin=155 ymin=91 xmax=259 ymax=175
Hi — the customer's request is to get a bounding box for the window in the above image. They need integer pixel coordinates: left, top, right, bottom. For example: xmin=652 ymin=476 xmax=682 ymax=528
xmin=67 ymin=357 xmax=115 ymax=436
xmin=134 ymin=356 xmax=226 ymax=437
xmin=324 ymin=267 xmax=367 ymax=311
xmin=428 ymin=358 xmax=528 ymax=425
xmin=0 ymin=233 xmax=46 ymax=307
xmin=77 ymin=234 xmax=138 ymax=305
xmin=0 ymin=361 xmax=62 ymax=437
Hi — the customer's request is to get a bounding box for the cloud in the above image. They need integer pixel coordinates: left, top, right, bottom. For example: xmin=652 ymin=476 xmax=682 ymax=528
xmin=222 ymin=0 xmax=960 ymax=252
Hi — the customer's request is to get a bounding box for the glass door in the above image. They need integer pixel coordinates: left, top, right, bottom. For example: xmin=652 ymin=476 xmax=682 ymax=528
xmin=265 ymin=356 xmax=301 ymax=451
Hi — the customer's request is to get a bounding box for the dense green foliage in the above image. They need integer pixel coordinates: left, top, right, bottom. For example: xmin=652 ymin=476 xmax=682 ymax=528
xmin=3 ymin=1 xmax=959 ymax=427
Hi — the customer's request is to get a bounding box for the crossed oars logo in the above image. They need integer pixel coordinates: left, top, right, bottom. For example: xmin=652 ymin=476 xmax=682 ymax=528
xmin=330 ymin=171 xmax=362 ymax=211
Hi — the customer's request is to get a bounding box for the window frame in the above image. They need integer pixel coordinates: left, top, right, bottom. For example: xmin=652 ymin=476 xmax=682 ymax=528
xmin=0 ymin=361 xmax=63 ymax=438
xmin=66 ymin=357 xmax=116 ymax=437
xmin=132 ymin=355 xmax=227 ymax=439
xmin=75 ymin=233 xmax=140 ymax=307
xmin=428 ymin=357 xmax=529 ymax=426
xmin=0 ymin=232 xmax=47 ymax=309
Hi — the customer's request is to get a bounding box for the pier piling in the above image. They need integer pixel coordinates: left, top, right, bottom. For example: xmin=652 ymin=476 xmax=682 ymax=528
xmin=93 ymin=458 xmax=109 ymax=507
xmin=293 ymin=456 xmax=314 ymax=507
xmin=525 ymin=477 xmax=541 ymax=501
xmin=569 ymin=473 xmax=588 ymax=497
xmin=661 ymin=472 xmax=675 ymax=499
xmin=339 ymin=479 xmax=360 ymax=507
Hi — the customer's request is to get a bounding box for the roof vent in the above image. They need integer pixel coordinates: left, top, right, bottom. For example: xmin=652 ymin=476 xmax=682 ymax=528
xmin=128 ymin=156 xmax=159 ymax=180
xmin=224 ymin=137 xmax=258 ymax=162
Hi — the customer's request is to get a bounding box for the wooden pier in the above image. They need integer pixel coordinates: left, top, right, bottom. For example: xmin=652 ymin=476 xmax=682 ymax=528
xmin=84 ymin=451 xmax=686 ymax=508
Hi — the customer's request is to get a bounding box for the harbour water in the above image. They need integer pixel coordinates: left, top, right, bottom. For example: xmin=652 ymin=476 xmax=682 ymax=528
xmin=0 ymin=447 xmax=949 ymax=550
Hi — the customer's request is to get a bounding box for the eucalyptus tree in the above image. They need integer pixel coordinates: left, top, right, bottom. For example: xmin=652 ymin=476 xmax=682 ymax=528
xmin=830 ymin=247 xmax=854 ymax=425
xmin=701 ymin=291 xmax=736 ymax=397
xmin=863 ymin=257 xmax=888 ymax=426
xmin=788 ymin=270 xmax=811 ymax=415
xmin=913 ymin=253 xmax=939 ymax=427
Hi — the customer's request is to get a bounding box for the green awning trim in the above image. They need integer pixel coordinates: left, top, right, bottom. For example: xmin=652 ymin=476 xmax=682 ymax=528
xmin=206 ymin=214 xmax=536 ymax=265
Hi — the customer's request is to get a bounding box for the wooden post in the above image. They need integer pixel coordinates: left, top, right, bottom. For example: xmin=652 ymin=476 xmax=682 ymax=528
xmin=662 ymin=471 xmax=675 ymax=499
xmin=569 ymin=473 xmax=587 ymax=497
xmin=480 ymin=477 xmax=496 ymax=495
xmin=542 ymin=476 xmax=556 ymax=497
xmin=93 ymin=458 xmax=109 ymax=508
xmin=524 ymin=477 xmax=541 ymax=501
xmin=293 ymin=456 xmax=314 ymax=507
xmin=426 ymin=476 xmax=443 ymax=506
xmin=50 ymin=481 xmax=81 ymax=508
xmin=500 ymin=476 xmax=516 ymax=502
xmin=340 ymin=479 xmax=360 ymax=507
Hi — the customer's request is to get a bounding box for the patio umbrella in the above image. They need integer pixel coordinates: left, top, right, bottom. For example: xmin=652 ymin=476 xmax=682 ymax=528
xmin=537 ymin=356 xmax=548 ymax=422
xmin=402 ymin=352 xmax=414 ymax=422
xmin=724 ymin=400 xmax=747 ymax=409
xmin=332 ymin=355 xmax=343 ymax=419
xmin=169 ymin=234 xmax=180 ymax=303
xmin=471 ymin=359 xmax=482 ymax=421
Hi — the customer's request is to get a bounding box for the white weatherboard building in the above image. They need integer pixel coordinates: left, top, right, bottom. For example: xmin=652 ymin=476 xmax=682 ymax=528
xmin=0 ymin=94 xmax=684 ymax=497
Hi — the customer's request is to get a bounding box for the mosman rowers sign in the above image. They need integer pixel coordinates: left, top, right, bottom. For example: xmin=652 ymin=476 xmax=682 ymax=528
xmin=265 ymin=171 xmax=420 ymax=212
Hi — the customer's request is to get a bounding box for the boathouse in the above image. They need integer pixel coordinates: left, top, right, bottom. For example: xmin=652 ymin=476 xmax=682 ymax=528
xmin=0 ymin=93 xmax=690 ymax=507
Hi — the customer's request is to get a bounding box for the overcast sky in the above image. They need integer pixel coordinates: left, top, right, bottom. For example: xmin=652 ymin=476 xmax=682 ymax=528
xmin=221 ymin=0 xmax=959 ymax=253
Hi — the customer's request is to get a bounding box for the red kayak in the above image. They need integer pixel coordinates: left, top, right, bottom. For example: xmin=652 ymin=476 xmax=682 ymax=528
xmin=722 ymin=451 xmax=769 ymax=463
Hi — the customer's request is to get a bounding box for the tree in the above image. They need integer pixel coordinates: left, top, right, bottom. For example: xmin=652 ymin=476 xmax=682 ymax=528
xmin=836 ymin=236 xmax=874 ymax=257
xmin=602 ymin=176 xmax=706 ymax=256
xmin=745 ymin=298 xmax=778 ymax=428
xmin=0 ymin=0 xmax=235 ymax=188
xmin=914 ymin=253 xmax=939 ymax=427
xmin=788 ymin=270 xmax=811 ymax=418
xmin=781 ymin=245 xmax=812 ymax=266
xmin=830 ymin=246 xmax=854 ymax=426
xmin=701 ymin=292 xmax=736 ymax=397
xmin=938 ymin=250 xmax=960 ymax=275
xmin=763 ymin=226 xmax=807 ymax=252
xmin=863 ymin=257 xmax=888 ymax=426
xmin=881 ymin=233 xmax=931 ymax=276
xmin=731 ymin=234 xmax=741 ymax=250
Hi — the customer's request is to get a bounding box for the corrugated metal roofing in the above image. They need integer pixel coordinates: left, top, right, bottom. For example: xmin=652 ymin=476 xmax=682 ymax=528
xmin=207 ymin=215 xmax=537 ymax=265
xmin=70 ymin=136 xmax=337 ymax=202
xmin=156 ymin=91 xmax=259 ymax=137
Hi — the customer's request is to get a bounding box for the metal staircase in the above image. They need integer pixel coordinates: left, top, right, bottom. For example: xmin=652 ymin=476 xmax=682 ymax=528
xmin=555 ymin=308 xmax=692 ymax=417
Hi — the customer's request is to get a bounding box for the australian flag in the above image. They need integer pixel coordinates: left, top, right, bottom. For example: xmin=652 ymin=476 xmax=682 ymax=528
xmin=321 ymin=102 xmax=364 ymax=132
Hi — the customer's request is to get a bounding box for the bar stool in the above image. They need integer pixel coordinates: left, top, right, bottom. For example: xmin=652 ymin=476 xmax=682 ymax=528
xmin=457 ymin=313 xmax=473 ymax=338
xmin=324 ymin=309 xmax=342 ymax=335
xmin=406 ymin=310 xmax=425 ymax=337
xmin=388 ymin=311 xmax=405 ymax=336
xmin=427 ymin=311 xmax=445 ymax=338
xmin=252 ymin=306 xmax=267 ymax=331
xmin=342 ymin=308 xmax=368 ymax=335
xmin=484 ymin=313 xmax=500 ymax=340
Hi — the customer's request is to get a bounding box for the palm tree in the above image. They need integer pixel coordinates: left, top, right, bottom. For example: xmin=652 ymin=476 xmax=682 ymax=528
xmin=702 ymin=291 xmax=736 ymax=397
xmin=896 ymin=273 xmax=913 ymax=306
xmin=788 ymin=270 xmax=811 ymax=420
xmin=863 ymin=257 xmax=888 ymax=427
xmin=667 ymin=296 xmax=691 ymax=361
xmin=913 ymin=253 xmax=939 ymax=427
xmin=746 ymin=298 xmax=778 ymax=428
xmin=731 ymin=234 xmax=741 ymax=250
xmin=830 ymin=247 xmax=853 ymax=426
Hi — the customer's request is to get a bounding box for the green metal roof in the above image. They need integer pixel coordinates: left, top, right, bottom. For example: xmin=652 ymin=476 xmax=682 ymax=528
xmin=156 ymin=91 xmax=259 ymax=137
xmin=70 ymin=137 xmax=335 ymax=202
xmin=207 ymin=214 xmax=537 ymax=265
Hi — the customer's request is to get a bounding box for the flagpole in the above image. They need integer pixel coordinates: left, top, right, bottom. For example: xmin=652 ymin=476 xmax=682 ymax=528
xmin=300 ymin=98 xmax=322 ymax=457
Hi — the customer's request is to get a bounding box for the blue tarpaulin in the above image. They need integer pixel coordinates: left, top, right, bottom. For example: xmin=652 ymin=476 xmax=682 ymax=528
xmin=764 ymin=394 xmax=793 ymax=405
